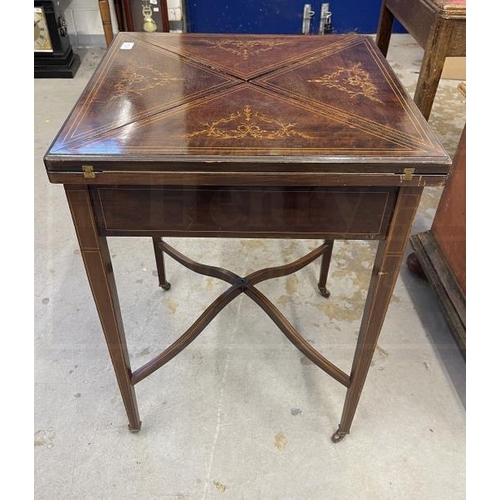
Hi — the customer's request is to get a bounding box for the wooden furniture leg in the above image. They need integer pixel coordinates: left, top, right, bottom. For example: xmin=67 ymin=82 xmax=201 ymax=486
xmin=98 ymin=0 xmax=114 ymax=47
xmin=318 ymin=239 xmax=334 ymax=298
xmin=113 ymin=0 xmax=126 ymax=31
xmin=65 ymin=185 xmax=142 ymax=431
xmin=152 ymin=236 xmax=171 ymax=290
xmin=375 ymin=0 xmax=394 ymax=57
xmin=414 ymin=18 xmax=453 ymax=120
xmin=332 ymin=186 xmax=422 ymax=442
xmin=375 ymin=0 xmax=466 ymax=121
xmin=131 ymin=240 xmax=345 ymax=386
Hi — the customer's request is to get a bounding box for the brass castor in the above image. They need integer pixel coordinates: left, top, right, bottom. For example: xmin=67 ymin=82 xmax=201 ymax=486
xmin=318 ymin=285 xmax=331 ymax=298
xmin=128 ymin=421 xmax=142 ymax=432
xmin=160 ymin=282 xmax=171 ymax=291
xmin=331 ymin=430 xmax=347 ymax=443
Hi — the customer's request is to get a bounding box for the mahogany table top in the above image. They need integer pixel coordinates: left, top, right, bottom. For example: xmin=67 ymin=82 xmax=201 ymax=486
xmin=44 ymin=32 xmax=450 ymax=178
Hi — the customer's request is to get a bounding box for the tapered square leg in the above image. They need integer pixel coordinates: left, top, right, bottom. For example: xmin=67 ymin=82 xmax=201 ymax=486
xmin=375 ymin=0 xmax=394 ymax=57
xmin=65 ymin=185 xmax=142 ymax=431
xmin=333 ymin=187 xmax=423 ymax=442
xmin=414 ymin=19 xmax=452 ymax=120
xmin=318 ymin=239 xmax=334 ymax=298
xmin=152 ymin=236 xmax=171 ymax=290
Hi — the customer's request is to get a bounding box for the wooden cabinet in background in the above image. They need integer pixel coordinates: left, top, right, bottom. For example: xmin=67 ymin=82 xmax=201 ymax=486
xmin=99 ymin=0 xmax=171 ymax=47
xmin=409 ymin=126 xmax=466 ymax=358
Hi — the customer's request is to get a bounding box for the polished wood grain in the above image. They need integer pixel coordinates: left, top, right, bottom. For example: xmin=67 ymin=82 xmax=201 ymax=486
xmin=64 ymin=185 xmax=141 ymax=431
xmin=47 ymin=170 xmax=448 ymax=187
xmin=92 ymin=186 xmax=397 ymax=239
xmin=44 ymin=33 xmax=449 ymax=175
xmin=45 ymin=34 xmax=451 ymax=440
xmin=334 ymin=186 xmax=423 ymax=441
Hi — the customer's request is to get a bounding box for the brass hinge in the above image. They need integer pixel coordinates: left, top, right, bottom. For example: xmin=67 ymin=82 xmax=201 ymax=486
xmin=82 ymin=165 xmax=95 ymax=179
xmin=402 ymin=168 xmax=415 ymax=181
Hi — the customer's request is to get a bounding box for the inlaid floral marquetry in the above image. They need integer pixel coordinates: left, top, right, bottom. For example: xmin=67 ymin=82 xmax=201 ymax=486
xmin=112 ymin=64 xmax=185 ymax=99
xmin=185 ymin=104 xmax=312 ymax=140
xmin=308 ymin=63 xmax=382 ymax=103
xmin=46 ymin=32 xmax=450 ymax=165
xmin=205 ymin=39 xmax=289 ymax=60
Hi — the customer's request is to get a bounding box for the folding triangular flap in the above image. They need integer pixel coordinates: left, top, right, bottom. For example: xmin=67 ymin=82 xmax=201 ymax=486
xmin=60 ymin=84 xmax=422 ymax=158
xmin=50 ymin=34 xmax=239 ymax=152
xmin=254 ymin=37 xmax=440 ymax=154
xmin=140 ymin=32 xmax=361 ymax=80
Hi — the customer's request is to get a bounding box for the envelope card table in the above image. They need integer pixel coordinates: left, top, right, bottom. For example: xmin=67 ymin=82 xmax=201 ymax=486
xmin=44 ymin=32 xmax=451 ymax=442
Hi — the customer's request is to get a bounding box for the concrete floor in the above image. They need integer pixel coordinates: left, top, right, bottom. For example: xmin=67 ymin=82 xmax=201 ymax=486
xmin=34 ymin=35 xmax=466 ymax=499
